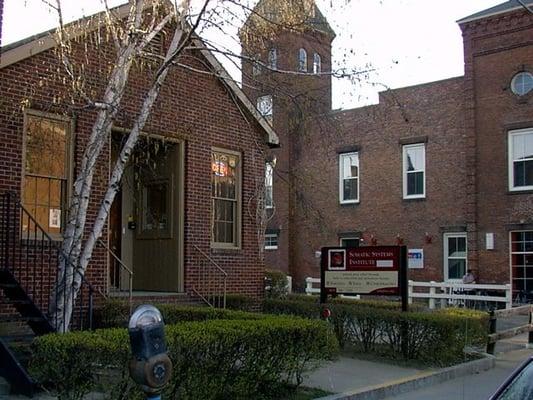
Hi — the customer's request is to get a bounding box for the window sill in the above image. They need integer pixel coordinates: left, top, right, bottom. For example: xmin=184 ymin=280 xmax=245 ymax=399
xmin=402 ymin=196 xmax=426 ymax=202
xmin=508 ymin=188 xmax=533 ymax=195
xmin=339 ymin=201 xmax=359 ymax=207
xmin=265 ymin=247 xmax=278 ymax=251
xmin=210 ymin=246 xmax=241 ymax=253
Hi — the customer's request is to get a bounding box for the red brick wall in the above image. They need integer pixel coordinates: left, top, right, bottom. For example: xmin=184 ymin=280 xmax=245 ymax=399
xmin=0 ymin=24 xmax=268 ymax=305
xmin=461 ymin=8 xmax=533 ymax=284
xmin=289 ymin=78 xmax=467 ymax=288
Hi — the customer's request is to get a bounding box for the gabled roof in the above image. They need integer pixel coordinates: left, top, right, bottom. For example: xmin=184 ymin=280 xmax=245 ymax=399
xmin=458 ymin=0 xmax=533 ymax=24
xmin=0 ymin=3 xmax=279 ymax=147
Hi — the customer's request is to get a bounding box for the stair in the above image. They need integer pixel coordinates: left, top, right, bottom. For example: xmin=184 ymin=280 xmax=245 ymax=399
xmin=0 ymin=270 xmax=54 ymax=397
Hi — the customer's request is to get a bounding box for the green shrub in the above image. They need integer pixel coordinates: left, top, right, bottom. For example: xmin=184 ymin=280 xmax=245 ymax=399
xmin=222 ymin=293 xmax=258 ymax=312
xmin=264 ymin=297 xmax=489 ymax=366
xmin=30 ymin=317 xmax=338 ymax=400
xmin=94 ymin=299 xmax=265 ymax=329
xmin=265 ymin=269 xmax=289 ymax=298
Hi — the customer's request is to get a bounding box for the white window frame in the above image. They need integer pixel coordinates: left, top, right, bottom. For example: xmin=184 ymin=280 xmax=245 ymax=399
xmin=511 ymin=72 xmax=533 ymax=96
xmin=298 ymin=48 xmax=307 ymax=72
xmin=265 ymin=233 xmax=278 ymax=250
xmin=509 ymin=128 xmax=533 ymax=191
xmin=257 ymin=95 xmax=273 ymax=125
xmin=443 ymin=232 xmax=467 ymax=282
xmin=402 ymin=143 xmax=426 ymax=199
xmin=313 ymin=53 xmax=321 ymax=74
xmin=265 ymin=162 xmax=274 ymax=209
xmin=339 ymin=152 xmax=359 ymax=204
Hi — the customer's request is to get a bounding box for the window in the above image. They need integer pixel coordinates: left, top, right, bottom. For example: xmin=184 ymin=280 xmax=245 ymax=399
xmin=403 ymin=143 xmax=425 ymax=199
xmin=510 ymin=231 xmax=533 ymax=299
xmin=252 ymin=54 xmax=261 ymax=76
xmin=313 ymin=53 xmax=321 ymax=74
xmin=265 ymin=231 xmax=278 ymax=250
xmin=339 ymin=152 xmax=359 ymax=204
xmin=257 ymin=95 xmax=273 ymax=125
xmin=444 ymin=233 xmax=467 ymax=281
xmin=268 ymin=48 xmax=277 ymax=70
xmin=265 ymin=163 xmax=274 ymax=209
xmin=511 ymin=72 xmax=533 ymax=96
xmin=211 ymin=149 xmax=241 ymax=248
xmin=23 ymin=112 xmax=72 ymax=236
xmin=298 ymin=48 xmax=307 ymax=72
xmin=340 ymin=237 xmax=359 ymax=248
xmin=509 ymin=128 xmax=533 ymax=191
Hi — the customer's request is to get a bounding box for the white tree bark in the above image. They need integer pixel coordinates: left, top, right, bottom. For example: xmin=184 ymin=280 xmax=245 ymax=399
xmin=50 ymin=0 xmax=185 ymax=331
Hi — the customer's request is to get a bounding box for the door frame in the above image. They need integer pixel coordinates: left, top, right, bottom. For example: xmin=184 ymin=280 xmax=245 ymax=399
xmin=107 ymin=129 xmax=185 ymax=293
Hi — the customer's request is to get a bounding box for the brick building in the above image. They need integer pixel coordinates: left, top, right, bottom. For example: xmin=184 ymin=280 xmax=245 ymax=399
xmin=243 ymin=0 xmax=533 ymax=296
xmin=0 ymin=2 xmax=278 ymax=312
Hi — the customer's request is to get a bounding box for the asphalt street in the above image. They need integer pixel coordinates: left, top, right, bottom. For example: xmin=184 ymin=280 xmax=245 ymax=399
xmin=382 ymin=348 xmax=533 ymax=400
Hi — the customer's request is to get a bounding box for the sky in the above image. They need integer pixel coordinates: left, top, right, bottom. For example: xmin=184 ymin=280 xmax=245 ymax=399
xmin=2 ymin=0 xmax=505 ymax=109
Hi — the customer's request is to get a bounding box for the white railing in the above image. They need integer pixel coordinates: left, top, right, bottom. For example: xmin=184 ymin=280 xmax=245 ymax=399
xmin=409 ymin=280 xmax=512 ymax=309
xmin=305 ymin=277 xmax=320 ymax=295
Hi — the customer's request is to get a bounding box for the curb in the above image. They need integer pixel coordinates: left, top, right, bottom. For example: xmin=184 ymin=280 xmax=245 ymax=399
xmin=315 ymin=356 xmax=495 ymax=400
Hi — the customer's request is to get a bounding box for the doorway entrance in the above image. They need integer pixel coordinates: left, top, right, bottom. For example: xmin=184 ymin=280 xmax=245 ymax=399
xmin=109 ymin=134 xmax=184 ymax=293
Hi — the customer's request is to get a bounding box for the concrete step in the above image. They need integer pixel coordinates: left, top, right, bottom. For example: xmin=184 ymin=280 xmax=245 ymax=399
xmin=0 ymin=377 xmax=9 ymax=396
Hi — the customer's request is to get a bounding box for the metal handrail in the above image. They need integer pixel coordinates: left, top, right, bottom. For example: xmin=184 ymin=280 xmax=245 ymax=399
xmin=192 ymin=244 xmax=227 ymax=309
xmin=97 ymin=238 xmax=133 ymax=312
xmin=1 ymin=191 xmax=97 ymax=331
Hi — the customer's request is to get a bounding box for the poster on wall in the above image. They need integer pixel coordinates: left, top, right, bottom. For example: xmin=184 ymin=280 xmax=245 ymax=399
xmin=408 ymin=249 xmax=424 ymax=269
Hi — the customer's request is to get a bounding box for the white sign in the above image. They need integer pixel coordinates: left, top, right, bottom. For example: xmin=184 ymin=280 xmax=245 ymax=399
xmin=408 ymin=249 xmax=424 ymax=269
xmin=49 ymin=209 xmax=61 ymax=229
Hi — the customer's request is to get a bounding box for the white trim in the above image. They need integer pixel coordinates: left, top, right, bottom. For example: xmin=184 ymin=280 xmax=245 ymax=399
xmin=402 ymin=143 xmax=426 ymax=199
xmin=508 ymin=128 xmax=533 ymax=191
xmin=443 ymin=232 xmax=467 ymax=282
xmin=511 ymin=72 xmax=533 ymax=96
xmin=339 ymin=152 xmax=360 ymax=204
xmin=509 ymin=230 xmax=533 ymax=296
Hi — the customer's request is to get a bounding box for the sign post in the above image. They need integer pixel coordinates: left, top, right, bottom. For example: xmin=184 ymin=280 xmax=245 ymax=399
xmin=320 ymin=245 xmax=408 ymax=310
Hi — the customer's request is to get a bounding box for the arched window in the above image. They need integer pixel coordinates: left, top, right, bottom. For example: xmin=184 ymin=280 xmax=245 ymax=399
xmin=313 ymin=53 xmax=321 ymax=74
xmin=298 ymin=48 xmax=307 ymax=72
xmin=268 ymin=48 xmax=277 ymax=70
xmin=252 ymin=54 xmax=261 ymax=76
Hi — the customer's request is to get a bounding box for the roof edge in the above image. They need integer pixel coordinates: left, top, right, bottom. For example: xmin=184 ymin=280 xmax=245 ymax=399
xmin=457 ymin=1 xmax=533 ymax=25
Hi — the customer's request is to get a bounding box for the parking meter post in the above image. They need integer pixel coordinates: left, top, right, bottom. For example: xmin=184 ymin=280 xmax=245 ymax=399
xmin=487 ymin=309 xmax=497 ymax=355
xmin=528 ymin=306 xmax=533 ymax=349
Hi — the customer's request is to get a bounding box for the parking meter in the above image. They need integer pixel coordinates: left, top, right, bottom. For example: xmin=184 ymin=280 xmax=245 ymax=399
xmin=128 ymin=305 xmax=172 ymax=399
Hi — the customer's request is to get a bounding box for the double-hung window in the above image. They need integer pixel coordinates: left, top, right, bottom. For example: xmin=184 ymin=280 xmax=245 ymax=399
xmin=403 ymin=143 xmax=425 ymax=199
xmin=265 ymin=231 xmax=278 ymax=250
xmin=339 ymin=152 xmax=359 ymax=204
xmin=265 ymin=162 xmax=274 ymax=209
xmin=23 ymin=111 xmax=72 ymax=237
xmin=444 ymin=233 xmax=467 ymax=281
xmin=257 ymin=95 xmax=273 ymax=125
xmin=509 ymin=128 xmax=533 ymax=191
xmin=211 ymin=149 xmax=241 ymax=248
xmin=511 ymin=231 xmax=533 ymax=298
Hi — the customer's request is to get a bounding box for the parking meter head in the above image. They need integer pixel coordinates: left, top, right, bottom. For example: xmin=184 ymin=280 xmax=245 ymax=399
xmin=128 ymin=305 xmax=172 ymax=390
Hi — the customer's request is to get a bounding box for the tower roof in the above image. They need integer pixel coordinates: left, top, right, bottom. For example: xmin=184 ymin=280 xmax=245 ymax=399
xmin=244 ymin=0 xmax=336 ymax=38
xmin=458 ymin=0 xmax=533 ymax=24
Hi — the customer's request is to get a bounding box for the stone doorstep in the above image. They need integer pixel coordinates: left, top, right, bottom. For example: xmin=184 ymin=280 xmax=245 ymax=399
xmin=315 ymin=356 xmax=495 ymax=400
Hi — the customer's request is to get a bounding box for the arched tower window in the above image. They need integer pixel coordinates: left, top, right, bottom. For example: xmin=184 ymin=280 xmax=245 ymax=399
xmin=268 ymin=48 xmax=277 ymax=70
xmin=313 ymin=53 xmax=321 ymax=74
xmin=252 ymin=54 xmax=261 ymax=76
xmin=298 ymin=48 xmax=307 ymax=72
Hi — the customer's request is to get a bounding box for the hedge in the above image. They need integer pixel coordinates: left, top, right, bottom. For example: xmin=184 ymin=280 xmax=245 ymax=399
xmin=94 ymin=298 xmax=265 ymax=329
xmin=30 ymin=316 xmax=339 ymax=400
xmin=264 ymin=297 xmax=488 ymax=366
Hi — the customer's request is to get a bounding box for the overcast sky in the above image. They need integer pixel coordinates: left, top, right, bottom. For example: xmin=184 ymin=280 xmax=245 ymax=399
xmin=3 ymin=0 xmax=504 ymax=109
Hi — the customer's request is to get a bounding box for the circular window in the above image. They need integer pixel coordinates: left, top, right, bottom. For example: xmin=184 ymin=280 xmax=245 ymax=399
xmin=511 ymin=72 xmax=533 ymax=96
